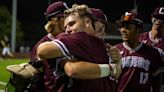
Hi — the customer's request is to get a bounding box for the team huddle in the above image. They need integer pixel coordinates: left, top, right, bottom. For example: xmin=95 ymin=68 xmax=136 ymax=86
xmin=5 ymin=1 xmax=164 ymax=92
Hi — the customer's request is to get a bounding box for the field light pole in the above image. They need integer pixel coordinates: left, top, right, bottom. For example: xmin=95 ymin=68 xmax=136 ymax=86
xmin=11 ymin=0 xmax=17 ymax=53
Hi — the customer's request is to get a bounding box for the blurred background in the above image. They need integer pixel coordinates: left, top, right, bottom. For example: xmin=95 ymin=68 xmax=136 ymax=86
xmin=0 ymin=0 xmax=163 ymax=53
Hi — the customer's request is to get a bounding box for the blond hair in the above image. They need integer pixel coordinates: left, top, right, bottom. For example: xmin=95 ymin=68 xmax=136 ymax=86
xmin=64 ymin=4 xmax=96 ymax=29
xmin=64 ymin=4 xmax=93 ymax=18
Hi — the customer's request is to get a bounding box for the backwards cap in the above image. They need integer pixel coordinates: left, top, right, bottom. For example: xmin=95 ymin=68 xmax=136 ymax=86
xmin=90 ymin=8 xmax=108 ymax=22
xmin=152 ymin=7 xmax=164 ymax=20
xmin=44 ymin=1 xmax=69 ymax=21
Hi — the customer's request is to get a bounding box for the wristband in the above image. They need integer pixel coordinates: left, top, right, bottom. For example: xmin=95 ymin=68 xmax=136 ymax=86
xmin=99 ymin=64 xmax=110 ymax=77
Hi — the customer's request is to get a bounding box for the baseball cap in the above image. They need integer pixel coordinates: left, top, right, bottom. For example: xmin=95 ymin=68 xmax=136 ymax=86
xmin=152 ymin=7 xmax=164 ymax=20
xmin=116 ymin=12 xmax=143 ymax=28
xmin=90 ymin=8 xmax=108 ymax=22
xmin=44 ymin=1 xmax=69 ymax=21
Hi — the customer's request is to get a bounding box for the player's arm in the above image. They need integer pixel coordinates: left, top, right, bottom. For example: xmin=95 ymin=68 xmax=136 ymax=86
xmin=63 ymin=61 xmax=121 ymax=79
xmin=106 ymin=43 xmax=122 ymax=64
xmin=37 ymin=41 xmax=122 ymax=79
xmin=62 ymin=44 xmax=122 ymax=79
xmin=63 ymin=61 xmax=101 ymax=79
xmin=37 ymin=41 xmax=106 ymax=79
xmin=37 ymin=41 xmax=63 ymax=60
xmin=106 ymin=43 xmax=122 ymax=79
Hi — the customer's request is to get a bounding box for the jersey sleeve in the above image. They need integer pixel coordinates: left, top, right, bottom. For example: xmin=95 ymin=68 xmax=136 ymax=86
xmin=52 ymin=32 xmax=109 ymax=63
xmin=51 ymin=33 xmax=91 ymax=61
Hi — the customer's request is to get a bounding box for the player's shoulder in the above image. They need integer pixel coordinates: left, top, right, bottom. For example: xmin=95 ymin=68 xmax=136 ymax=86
xmin=113 ymin=43 xmax=124 ymax=52
xmin=139 ymin=32 xmax=149 ymax=38
xmin=71 ymin=32 xmax=90 ymax=37
xmin=114 ymin=43 xmax=123 ymax=48
xmin=55 ymin=32 xmax=68 ymax=38
xmin=32 ymin=35 xmax=50 ymax=50
xmin=38 ymin=35 xmax=50 ymax=42
xmin=142 ymin=43 xmax=159 ymax=53
xmin=62 ymin=32 xmax=95 ymax=40
xmin=140 ymin=31 xmax=148 ymax=35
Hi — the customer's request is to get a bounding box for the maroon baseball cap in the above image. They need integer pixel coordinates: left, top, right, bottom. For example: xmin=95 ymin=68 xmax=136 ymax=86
xmin=90 ymin=8 xmax=108 ymax=22
xmin=44 ymin=1 xmax=69 ymax=21
xmin=152 ymin=7 xmax=164 ymax=20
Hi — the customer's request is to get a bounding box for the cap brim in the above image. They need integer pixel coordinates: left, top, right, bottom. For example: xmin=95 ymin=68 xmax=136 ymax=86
xmin=152 ymin=15 xmax=164 ymax=20
xmin=46 ymin=12 xmax=64 ymax=21
xmin=115 ymin=19 xmax=142 ymax=28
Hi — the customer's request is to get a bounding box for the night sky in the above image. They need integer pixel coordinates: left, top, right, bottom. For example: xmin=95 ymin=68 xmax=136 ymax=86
xmin=0 ymin=0 xmax=163 ymax=48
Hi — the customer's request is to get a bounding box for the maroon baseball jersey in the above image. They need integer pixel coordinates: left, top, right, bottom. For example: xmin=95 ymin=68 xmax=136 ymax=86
xmin=30 ymin=33 xmax=54 ymax=61
xmin=115 ymin=42 xmax=162 ymax=92
xmin=30 ymin=33 xmax=69 ymax=92
xmin=139 ymin=32 xmax=164 ymax=60
xmin=53 ymin=32 xmax=117 ymax=92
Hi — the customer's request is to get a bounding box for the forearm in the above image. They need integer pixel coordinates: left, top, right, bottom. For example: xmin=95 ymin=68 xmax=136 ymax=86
xmin=64 ymin=60 xmax=122 ymax=79
xmin=37 ymin=41 xmax=63 ymax=60
xmin=64 ymin=61 xmax=101 ymax=79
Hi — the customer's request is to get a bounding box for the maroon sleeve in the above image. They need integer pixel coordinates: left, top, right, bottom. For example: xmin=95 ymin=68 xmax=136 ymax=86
xmin=53 ymin=32 xmax=117 ymax=92
xmin=55 ymin=32 xmax=109 ymax=64
xmin=30 ymin=35 xmax=51 ymax=61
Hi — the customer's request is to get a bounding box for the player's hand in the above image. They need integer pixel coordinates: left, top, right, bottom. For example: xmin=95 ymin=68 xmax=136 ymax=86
xmin=44 ymin=21 xmax=54 ymax=32
xmin=44 ymin=18 xmax=58 ymax=33
xmin=106 ymin=43 xmax=122 ymax=64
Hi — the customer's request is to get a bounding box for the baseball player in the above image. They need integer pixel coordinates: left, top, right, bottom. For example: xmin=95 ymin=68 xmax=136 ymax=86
xmin=29 ymin=1 xmax=70 ymax=92
xmin=139 ymin=6 xmax=164 ymax=92
xmin=114 ymin=12 xmax=162 ymax=92
xmin=37 ymin=4 xmax=121 ymax=92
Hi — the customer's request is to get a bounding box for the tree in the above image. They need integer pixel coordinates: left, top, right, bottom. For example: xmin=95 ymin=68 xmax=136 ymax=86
xmin=0 ymin=6 xmax=23 ymax=48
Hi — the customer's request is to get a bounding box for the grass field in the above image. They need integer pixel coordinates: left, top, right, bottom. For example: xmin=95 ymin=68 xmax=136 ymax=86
xmin=0 ymin=58 xmax=29 ymax=90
